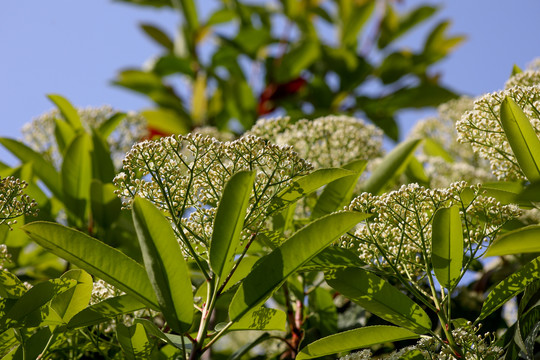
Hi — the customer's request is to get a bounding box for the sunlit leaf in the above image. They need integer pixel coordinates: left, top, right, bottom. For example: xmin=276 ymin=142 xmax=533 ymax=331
xmin=326 ymin=267 xmax=431 ymax=333
xmin=47 ymin=94 xmax=82 ymax=129
xmin=432 ymin=206 xmax=463 ymax=289
xmin=229 ymin=212 xmax=369 ymax=321
xmin=50 ymin=269 xmax=93 ymax=323
xmin=297 ymin=325 xmax=419 ymax=360
xmin=117 ymin=323 xmax=152 ymax=360
xmin=140 ymin=23 xmax=174 ymax=51
xmin=68 ymin=295 xmax=146 ymax=329
xmin=132 ymin=197 xmax=193 ymax=332
xmin=485 ymin=225 xmax=540 ymax=257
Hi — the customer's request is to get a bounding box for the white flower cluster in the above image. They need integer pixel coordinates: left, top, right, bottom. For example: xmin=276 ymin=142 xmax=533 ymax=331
xmin=21 ymin=106 xmax=148 ymax=169
xmin=247 ymin=115 xmax=384 ymax=169
xmin=114 ymin=133 xmax=312 ymax=258
xmin=411 ymin=97 xmax=494 ymax=187
xmin=456 ymin=85 xmax=540 ymax=181
xmin=0 ymin=244 xmax=11 ymax=269
xmin=192 ymin=126 xmax=235 ymax=142
xmin=505 ymin=70 xmax=540 ymax=89
xmin=343 ymin=182 xmax=520 ymax=280
xmin=338 ymin=349 xmax=372 ymax=360
xmin=0 ymin=176 xmax=38 ymax=229
xmin=90 ymin=279 xmax=123 ymax=305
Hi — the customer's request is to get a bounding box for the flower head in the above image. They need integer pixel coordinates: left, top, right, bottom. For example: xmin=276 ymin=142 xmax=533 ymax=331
xmin=114 ymin=133 xmax=312 ymax=258
xmin=456 ymin=85 xmax=540 ymax=181
xmin=0 ymin=176 xmax=38 ymax=229
xmin=247 ymin=115 xmax=384 ymax=169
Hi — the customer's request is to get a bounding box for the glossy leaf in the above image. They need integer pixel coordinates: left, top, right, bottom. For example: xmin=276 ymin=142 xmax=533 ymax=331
xmin=311 ymin=159 xmax=367 ymax=219
xmin=326 ymin=267 xmax=431 ymax=333
xmin=222 ymin=307 xmax=286 ymax=332
xmin=210 ymin=171 xmax=254 ymax=286
xmin=61 ymin=133 xmax=92 ymax=225
xmin=0 ymin=278 xmax=76 ymax=331
xmin=432 ymin=206 xmax=463 ymax=289
xmin=229 ymin=211 xmax=368 ymax=321
xmin=269 ymin=168 xmax=353 ymax=213
xmin=22 ymin=221 xmax=158 ymax=309
xmin=296 ymin=325 xmax=419 ymax=360
xmin=54 ymin=118 xmax=76 ymax=154
xmin=485 ymin=225 xmax=540 ymax=257
xmin=117 ymin=323 xmax=152 ymax=360
xmin=0 ymin=138 xmax=62 ymax=199
xmin=298 ymin=247 xmax=365 ymax=272
xmin=68 ymin=295 xmax=146 ymax=329
xmin=361 ymin=138 xmax=422 ymax=194
xmin=500 ymin=96 xmax=540 ymax=182
xmin=50 ymin=269 xmax=93 ymax=323
xmin=479 ymin=256 xmax=540 ymax=320
xmin=132 ymin=197 xmax=193 ymax=332
xmin=47 ymin=94 xmax=82 ymax=129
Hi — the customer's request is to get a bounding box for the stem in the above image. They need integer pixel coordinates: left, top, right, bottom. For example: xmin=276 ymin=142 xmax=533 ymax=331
xmin=216 ymin=232 xmax=257 ymax=296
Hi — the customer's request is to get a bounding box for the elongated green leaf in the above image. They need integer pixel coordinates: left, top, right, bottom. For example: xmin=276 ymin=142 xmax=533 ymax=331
xmin=341 ymin=1 xmax=375 ymax=47
xmin=500 ymin=96 xmax=540 ymax=182
xmin=179 ymin=0 xmax=199 ymax=30
xmin=0 ymin=138 xmax=62 ymax=199
xmin=423 ymin=138 xmax=454 ymax=163
xmin=134 ymin=318 xmax=191 ymax=349
xmin=486 ymin=225 xmax=540 ymax=257
xmin=361 ymin=138 xmax=422 ymax=194
xmin=516 ymin=181 xmax=540 ymax=202
xmin=269 ymin=168 xmax=353 ymax=213
xmin=210 ymin=171 xmax=255 ymax=286
xmin=117 ymin=323 xmax=152 ymax=360
xmin=22 ymin=222 xmax=158 ymax=309
xmin=0 ymin=278 xmax=76 ymax=331
xmin=309 ymin=287 xmax=337 ymax=336
xmin=222 ymin=307 xmax=286 ymax=331
xmin=298 ymin=247 xmax=365 ymax=272
xmin=326 ymin=267 xmax=431 ymax=333
xmin=12 ymin=327 xmax=52 ymax=360
xmin=132 ymin=197 xmax=193 ymax=332
xmin=276 ymin=40 xmax=320 ymax=82
xmin=140 ymin=23 xmax=174 ymax=51
xmin=0 ymin=329 xmax=18 ymax=357
xmin=98 ymin=112 xmax=126 ymax=138
xmin=62 ymin=133 xmax=92 ymax=225
xmin=229 ymin=211 xmax=369 ymax=321
xmin=47 ymin=94 xmax=82 ymax=129
xmin=91 ymin=130 xmax=116 ymax=183
xmin=51 ymin=269 xmax=93 ymax=323
xmin=54 ymin=118 xmax=76 ymax=154
xmin=432 ymin=206 xmax=463 ymax=289
xmin=296 ymin=325 xmax=419 ymax=360
xmin=90 ymin=180 xmax=122 ymax=230
xmin=68 ymin=295 xmax=146 ymax=329
xmin=0 ymin=271 xmax=27 ymax=299
xmin=312 ymin=159 xmax=367 ymax=219
xmin=229 ymin=333 xmax=271 ymax=360
xmin=479 ymin=256 xmax=540 ymax=320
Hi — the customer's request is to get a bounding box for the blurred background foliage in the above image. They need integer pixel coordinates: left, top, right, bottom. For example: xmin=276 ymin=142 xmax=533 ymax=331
xmin=113 ymin=0 xmax=464 ymax=141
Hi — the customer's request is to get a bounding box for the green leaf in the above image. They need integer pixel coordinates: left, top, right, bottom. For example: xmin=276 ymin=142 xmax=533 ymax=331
xmin=54 ymin=118 xmax=76 ymax=154
xmin=298 ymin=247 xmax=365 ymax=272
xmin=500 ymin=96 xmax=540 ymax=183
xmin=223 ymin=307 xmax=286 ymax=331
xmin=50 ymin=269 xmax=93 ymax=323
xmin=229 ymin=211 xmax=369 ymax=321
xmin=326 ymin=267 xmax=431 ymax=333
xmin=479 ymin=256 xmax=540 ymax=320
xmin=361 ymin=138 xmax=422 ymax=194
xmin=269 ymin=168 xmax=353 ymax=213
xmin=140 ymin=23 xmax=174 ymax=51
xmin=340 ymin=1 xmax=375 ymax=47
xmin=311 ymin=159 xmax=367 ymax=219
xmin=91 ymin=130 xmax=116 ymax=183
xmin=275 ymin=40 xmax=320 ymax=82
xmin=90 ymin=180 xmax=122 ymax=230
xmin=0 ymin=138 xmax=62 ymax=199
xmin=134 ymin=318 xmax=190 ymax=349
xmin=210 ymin=171 xmax=255 ymax=286
xmin=485 ymin=225 xmax=540 ymax=257
xmin=47 ymin=94 xmax=82 ymax=129
xmin=228 ymin=333 xmax=271 ymax=360
xmin=423 ymin=138 xmax=454 ymax=163
xmin=206 ymin=8 xmax=236 ymax=25
xmin=132 ymin=197 xmax=193 ymax=333
xmin=61 ymin=133 xmax=92 ymax=225
xmin=11 ymin=327 xmax=52 ymax=360
xmin=308 ymin=287 xmax=337 ymax=336
xmin=516 ymin=181 xmax=540 ymax=203
xmin=0 ymin=271 xmax=28 ymax=299
xmin=98 ymin=112 xmax=127 ymax=138
xmin=67 ymin=295 xmax=146 ymax=329
xmin=432 ymin=206 xmax=463 ymax=290
xmin=117 ymin=323 xmax=152 ymax=360
xmin=22 ymin=222 xmax=158 ymax=309
xmin=141 ymin=109 xmax=190 ymax=135
xmin=179 ymin=0 xmax=199 ymax=30
xmin=191 ymin=72 xmax=207 ymax=125
xmin=0 ymin=278 xmax=76 ymax=331
xmin=296 ymin=325 xmax=419 ymax=360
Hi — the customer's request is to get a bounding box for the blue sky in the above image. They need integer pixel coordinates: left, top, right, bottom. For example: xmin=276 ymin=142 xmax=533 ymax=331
xmin=1 ymin=1 xmax=540 ymax=164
